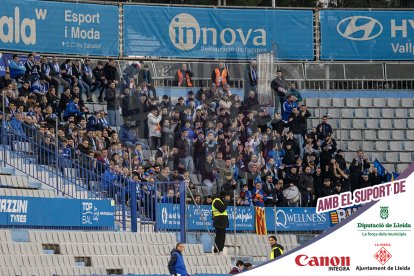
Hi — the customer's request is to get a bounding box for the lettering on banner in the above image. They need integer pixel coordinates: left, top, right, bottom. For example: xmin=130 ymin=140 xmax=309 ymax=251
xmin=0 ymin=198 xmax=28 ymax=223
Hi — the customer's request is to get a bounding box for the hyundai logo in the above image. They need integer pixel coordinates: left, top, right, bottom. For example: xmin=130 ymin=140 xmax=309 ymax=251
xmin=337 ymin=16 xmax=383 ymax=41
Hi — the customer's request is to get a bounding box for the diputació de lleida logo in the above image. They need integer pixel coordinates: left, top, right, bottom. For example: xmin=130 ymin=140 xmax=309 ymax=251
xmin=380 ymin=206 xmax=389 ymax=220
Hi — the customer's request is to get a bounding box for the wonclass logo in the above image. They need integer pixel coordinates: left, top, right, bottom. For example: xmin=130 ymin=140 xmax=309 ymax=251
xmin=337 ymin=16 xmax=383 ymax=41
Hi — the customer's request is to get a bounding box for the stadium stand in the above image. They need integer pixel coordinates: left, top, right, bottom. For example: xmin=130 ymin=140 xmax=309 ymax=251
xmin=0 ymin=229 xmax=233 ymax=276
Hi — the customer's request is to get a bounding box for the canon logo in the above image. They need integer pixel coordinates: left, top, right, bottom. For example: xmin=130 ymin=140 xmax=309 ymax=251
xmin=295 ymin=254 xmax=351 ymax=267
xmin=337 ymin=16 xmax=382 ymax=41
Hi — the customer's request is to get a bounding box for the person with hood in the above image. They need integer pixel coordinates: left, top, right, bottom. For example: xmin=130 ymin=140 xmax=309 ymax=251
xmin=168 ymin=243 xmax=188 ymax=276
xmin=212 ymin=190 xmax=230 ymax=254
xmin=229 ymin=260 xmax=245 ymax=275
xmin=147 ymin=107 xmax=162 ymax=149
xmin=268 ymin=235 xmax=284 ymax=260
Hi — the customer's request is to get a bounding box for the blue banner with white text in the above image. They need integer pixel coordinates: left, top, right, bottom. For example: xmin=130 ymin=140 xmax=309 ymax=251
xmin=0 ymin=196 xmax=115 ymax=228
xmin=0 ymin=0 xmax=119 ymax=56
xmin=123 ymin=6 xmax=314 ymax=60
xmin=320 ymin=10 xmax=414 ymax=60
xmin=157 ymin=204 xmax=330 ymax=232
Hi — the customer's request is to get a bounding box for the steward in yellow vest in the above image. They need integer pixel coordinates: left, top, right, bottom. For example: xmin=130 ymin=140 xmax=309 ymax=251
xmin=211 ymin=191 xmax=230 ymax=253
xmin=268 ymin=235 xmax=284 ymax=260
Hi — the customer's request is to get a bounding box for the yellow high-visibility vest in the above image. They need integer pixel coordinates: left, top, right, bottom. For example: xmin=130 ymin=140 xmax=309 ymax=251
xmin=211 ymin=198 xmax=228 ymax=218
xmin=269 ymin=246 xmax=284 ymax=260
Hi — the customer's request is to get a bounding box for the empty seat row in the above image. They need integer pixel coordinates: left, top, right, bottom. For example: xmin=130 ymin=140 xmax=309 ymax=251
xmin=187 ymin=266 xmax=230 ymax=275
xmin=336 ymin=129 xmax=410 ymax=141
xmin=0 ymin=242 xmax=42 ymax=255
xmin=0 ymin=188 xmax=55 ymax=197
xmin=92 ymin=255 xmax=166 ymax=268
xmin=124 ymin=266 xmax=170 ymax=275
xmin=327 ymin=108 xmax=412 ymax=119
xmin=29 ymin=230 xmax=176 ymax=245
xmin=186 ymin=255 xmax=232 ymax=267
xmin=309 ymin=118 xmax=413 ymax=129
xmin=304 ymin=98 xmax=414 ymax=108
xmin=0 ymin=254 xmax=74 ymax=268
xmin=343 ymin=141 xmax=411 ymax=152
xmin=0 ymin=267 xmax=107 ymax=276
xmin=0 ymin=175 xmax=29 ymax=188
xmin=60 ymin=243 xmax=175 ymax=256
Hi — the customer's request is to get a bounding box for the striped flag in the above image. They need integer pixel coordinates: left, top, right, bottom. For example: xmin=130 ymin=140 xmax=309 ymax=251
xmin=255 ymin=207 xmax=267 ymax=235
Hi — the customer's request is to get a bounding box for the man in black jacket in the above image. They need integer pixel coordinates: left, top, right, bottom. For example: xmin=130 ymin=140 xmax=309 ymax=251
xmin=212 ymin=190 xmax=230 ymax=254
xmin=105 ymin=81 xmax=120 ymax=127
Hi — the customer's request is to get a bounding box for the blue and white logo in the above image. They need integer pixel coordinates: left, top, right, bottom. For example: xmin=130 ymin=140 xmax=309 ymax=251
xmin=169 ymin=13 xmax=200 ymax=51
xmin=337 ymin=16 xmax=383 ymax=41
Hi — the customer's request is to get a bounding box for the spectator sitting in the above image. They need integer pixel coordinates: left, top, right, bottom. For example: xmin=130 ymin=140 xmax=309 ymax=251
xmin=229 ymin=260 xmax=245 ymax=275
xmin=119 ymin=122 xmax=139 ymax=147
xmin=237 ymin=184 xmax=252 ymax=206
xmin=63 ymin=97 xmax=84 ymax=121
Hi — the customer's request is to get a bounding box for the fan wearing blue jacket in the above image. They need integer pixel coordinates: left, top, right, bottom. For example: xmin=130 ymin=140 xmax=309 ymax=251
xmin=63 ymin=97 xmax=84 ymax=121
xmin=168 ymin=243 xmax=189 ymax=276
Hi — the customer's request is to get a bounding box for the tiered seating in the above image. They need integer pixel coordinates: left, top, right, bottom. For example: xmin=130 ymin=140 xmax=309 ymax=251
xmin=0 ymin=230 xmax=232 ymax=276
xmin=304 ymin=98 xmax=413 ymax=172
xmin=225 ymin=234 xmax=300 ymax=264
xmin=0 ymin=174 xmax=56 ymax=198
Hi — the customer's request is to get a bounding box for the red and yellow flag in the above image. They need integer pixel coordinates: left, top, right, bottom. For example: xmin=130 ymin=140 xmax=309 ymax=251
xmin=255 ymin=207 xmax=267 ymax=235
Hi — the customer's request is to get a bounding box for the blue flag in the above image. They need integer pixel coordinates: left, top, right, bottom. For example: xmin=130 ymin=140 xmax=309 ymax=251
xmin=387 ymin=172 xmax=400 ymax=182
xmin=373 ymin=159 xmax=385 ymax=177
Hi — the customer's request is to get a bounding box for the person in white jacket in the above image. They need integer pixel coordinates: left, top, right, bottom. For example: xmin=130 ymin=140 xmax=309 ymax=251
xmin=147 ymin=108 xmax=162 ymax=150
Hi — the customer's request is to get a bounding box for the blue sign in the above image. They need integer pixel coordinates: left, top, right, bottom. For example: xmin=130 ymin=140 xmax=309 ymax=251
xmin=320 ymin=10 xmax=414 ymax=60
xmin=0 ymin=0 xmax=119 ymax=56
xmin=158 ymin=204 xmax=330 ymax=232
xmin=0 ymin=196 xmax=115 ymax=228
xmin=123 ymin=6 xmax=314 ymax=60
xmin=265 ymin=207 xmax=330 ymax=231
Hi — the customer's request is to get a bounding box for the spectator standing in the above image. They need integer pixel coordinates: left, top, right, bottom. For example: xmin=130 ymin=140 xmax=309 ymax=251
xmin=104 ymin=81 xmax=120 ymax=127
xmin=316 ymin=115 xmax=332 ymax=140
xmin=167 ymin=243 xmax=188 ymax=276
xmin=211 ymin=63 xmax=230 ymax=88
xmin=122 ymin=63 xmax=140 ymax=87
xmin=270 ymin=69 xmax=289 ymax=113
xmin=138 ymin=64 xmax=156 ymax=98
xmin=176 ymin=129 xmax=194 ymax=174
xmin=349 ymin=150 xmax=370 ymax=192
xmin=147 ymin=108 xmax=162 ymax=149
xmin=212 ymin=191 xmax=230 ymax=254
xmin=287 ymin=82 xmax=303 ymax=103
xmin=268 ymin=235 xmax=284 ymax=260
xmin=174 ymin=63 xmax=193 ymax=87
xmin=244 ymin=60 xmax=258 ymax=100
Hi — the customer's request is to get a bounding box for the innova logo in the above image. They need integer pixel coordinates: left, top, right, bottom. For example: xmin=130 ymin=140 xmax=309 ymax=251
xmin=0 ymin=7 xmax=48 ymax=45
xmin=169 ymin=13 xmax=266 ymax=51
xmin=337 ymin=16 xmax=383 ymax=41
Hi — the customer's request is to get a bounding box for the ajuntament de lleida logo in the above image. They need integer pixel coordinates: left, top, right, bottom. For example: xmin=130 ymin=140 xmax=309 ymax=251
xmin=380 ymin=206 xmax=389 ymax=219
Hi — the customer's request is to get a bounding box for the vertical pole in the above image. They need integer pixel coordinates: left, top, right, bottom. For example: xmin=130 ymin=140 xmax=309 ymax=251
xmin=131 ymin=182 xmax=138 ymax=232
xmin=272 ymin=0 xmax=276 ymax=7
xmin=121 ymin=186 xmax=126 ymax=231
xmin=2 ymin=89 xmax=6 ymax=167
xmin=233 ymin=189 xmax=237 ymax=259
xmin=179 ymin=181 xmax=186 ymax=243
xmin=55 ymin=119 xmax=59 ymax=195
xmin=154 ymin=184 xmax=158 ymax=232
xmin=273 ymin=205 xmax=277 ymax=235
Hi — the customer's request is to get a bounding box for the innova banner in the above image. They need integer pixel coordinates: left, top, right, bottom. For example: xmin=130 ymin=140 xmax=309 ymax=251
xmin=123 ymin=6 xmax=314 ymax=60
xmin=243 ymin=166 xmax=414 ymax=275
xmin=321 ymin=10 xmax=414 ymax=60
xmin=0 ymin=0 xmax=119 ymax=56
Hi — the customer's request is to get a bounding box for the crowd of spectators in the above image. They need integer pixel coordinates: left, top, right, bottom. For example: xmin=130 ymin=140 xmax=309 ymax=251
xmin=0 ymin=53 xmax=386 ymax=212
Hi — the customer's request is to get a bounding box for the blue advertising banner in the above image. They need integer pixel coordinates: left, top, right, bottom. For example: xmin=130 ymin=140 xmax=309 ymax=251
xmin=0 ymin=196 xmax=115 ymax=228
xmin=265 ymin=207 xmax=330 ymax=231
xmin=0 ymin=0 xmax=119 ymax=56
xmin=123 ymin=6 xmax=314 ymax=60
xmin=157 ymin=204 xmax=330 ymax=232
xmin=320 ymin=10 xmax=414 ymax=60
